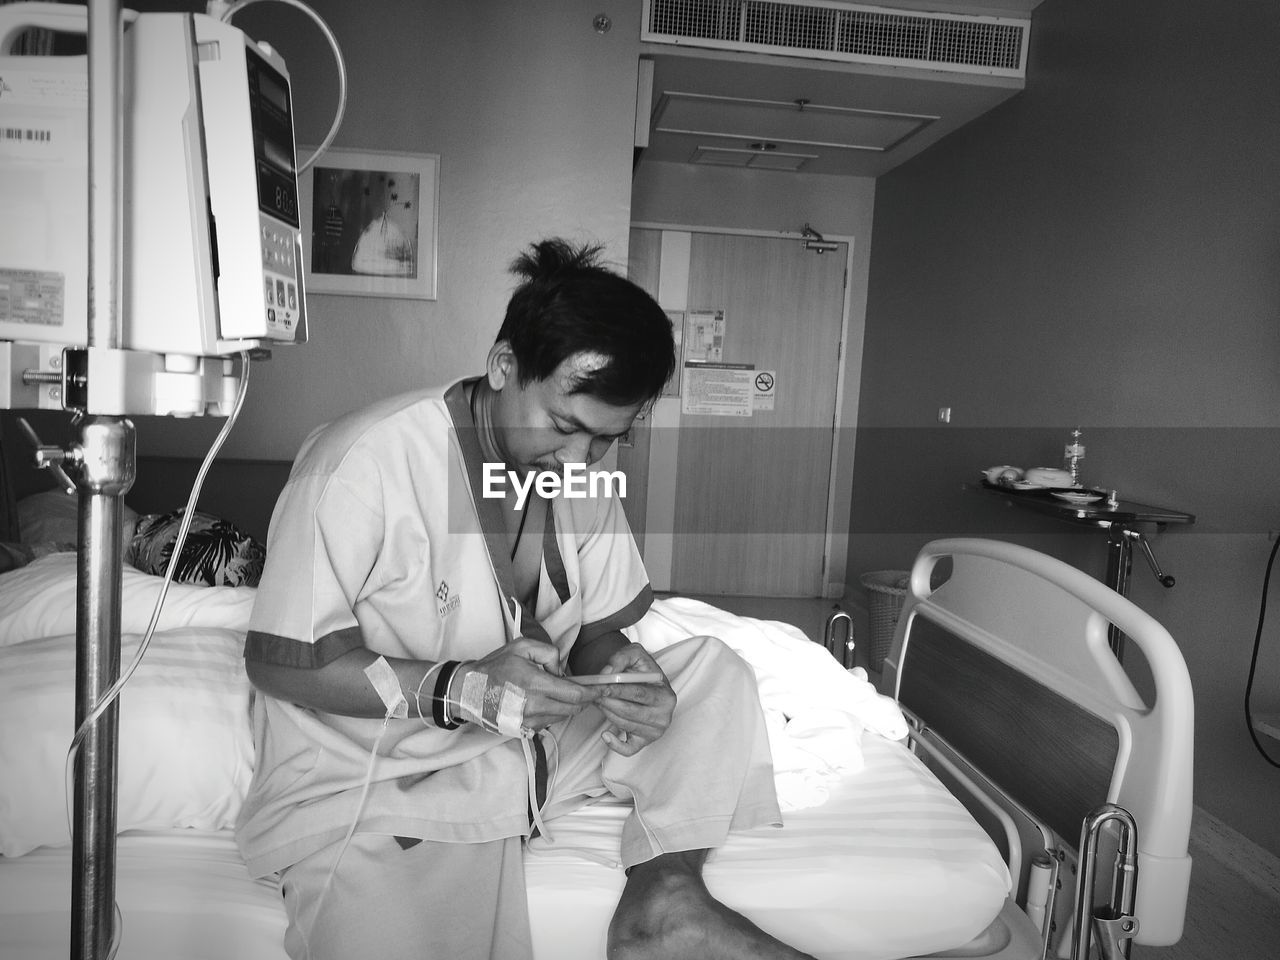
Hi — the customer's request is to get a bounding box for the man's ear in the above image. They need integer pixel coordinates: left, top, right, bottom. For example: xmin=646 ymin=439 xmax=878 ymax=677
xmin=486 ymin=340 xmax=517 ymax=390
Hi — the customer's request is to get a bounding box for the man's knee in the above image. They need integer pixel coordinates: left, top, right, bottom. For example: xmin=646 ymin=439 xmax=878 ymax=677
xmin=655 ymin=634 xmax=755 ymax=692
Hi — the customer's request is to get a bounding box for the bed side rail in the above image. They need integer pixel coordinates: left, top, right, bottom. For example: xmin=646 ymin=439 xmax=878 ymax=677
xmin=881 ymin=538 xmax=1194 ymax=948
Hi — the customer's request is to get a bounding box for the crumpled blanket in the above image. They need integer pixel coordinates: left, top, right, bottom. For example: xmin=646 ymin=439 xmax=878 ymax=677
xmin=623 ymin=597 xmax=909 ymax=812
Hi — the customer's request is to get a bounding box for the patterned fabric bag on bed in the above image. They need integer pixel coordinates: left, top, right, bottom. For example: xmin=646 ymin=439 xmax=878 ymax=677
xmin=129 ymin=508 xmax=265 ymax=587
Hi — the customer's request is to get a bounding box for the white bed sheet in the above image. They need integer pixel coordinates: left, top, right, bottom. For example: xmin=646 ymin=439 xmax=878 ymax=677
xmin=0 ymin=732 xmax=1009 ymax=960
xmin=0 ymin=830 xmax=288 ymax=960
xmin=526 ymin=731 xmax=1010 ymax=960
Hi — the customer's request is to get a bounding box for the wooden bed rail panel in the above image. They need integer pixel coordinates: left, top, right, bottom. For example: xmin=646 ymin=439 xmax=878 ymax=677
xmin=898 ymin=614 xmax=1119 ymax=847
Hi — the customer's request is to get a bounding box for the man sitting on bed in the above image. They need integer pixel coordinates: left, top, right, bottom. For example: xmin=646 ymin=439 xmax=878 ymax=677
xmin=237 ymin=238 xmax=817 ymax=960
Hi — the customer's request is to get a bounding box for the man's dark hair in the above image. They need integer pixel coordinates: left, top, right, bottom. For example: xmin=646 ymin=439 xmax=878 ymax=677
xmin=497 ymin=239 xmax=676 ymax=407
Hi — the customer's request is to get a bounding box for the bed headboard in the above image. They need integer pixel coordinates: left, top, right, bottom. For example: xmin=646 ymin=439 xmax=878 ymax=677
xmin=1 ymin=412 xmax=291 ymax=544
xmin=128 ymin=456 xmax=292 ymax=543
xmin=881 ymin=537 xmax=1194 ymax=948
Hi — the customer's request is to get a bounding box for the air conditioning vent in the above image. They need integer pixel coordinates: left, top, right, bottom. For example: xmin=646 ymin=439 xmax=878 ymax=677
xmin=644 ymin=0 xmax=1029 ymax=77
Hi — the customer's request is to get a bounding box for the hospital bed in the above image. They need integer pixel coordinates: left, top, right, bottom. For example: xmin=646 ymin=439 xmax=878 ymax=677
xmin=0 ymin=456 xmax=1193 ymax=960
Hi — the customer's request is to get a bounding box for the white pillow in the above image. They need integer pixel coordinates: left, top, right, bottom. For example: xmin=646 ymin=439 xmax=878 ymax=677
xmin=0 ymin=552 xmax=255 ymax=647
xmin=0 ymin=627 xmax=254 ymax=857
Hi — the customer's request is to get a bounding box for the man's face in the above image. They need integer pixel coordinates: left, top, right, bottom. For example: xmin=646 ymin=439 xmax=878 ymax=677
xmin=489 ymin=349 xmax=642 ymax=474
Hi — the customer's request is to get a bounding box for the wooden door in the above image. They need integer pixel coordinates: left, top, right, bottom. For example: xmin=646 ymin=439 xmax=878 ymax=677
xmin=668 ymin=232 xmax=846 ymax=596
xmin=619 ymin=227 xmax=662 ymax=558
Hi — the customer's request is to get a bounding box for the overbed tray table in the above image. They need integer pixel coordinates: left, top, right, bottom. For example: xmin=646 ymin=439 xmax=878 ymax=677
xmin=979 ymin=480 xmax=1195 ymax=657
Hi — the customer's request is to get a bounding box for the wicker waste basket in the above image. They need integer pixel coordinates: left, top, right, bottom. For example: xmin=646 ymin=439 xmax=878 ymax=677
xmin=859 ymin=570 xmax=910 ymax=667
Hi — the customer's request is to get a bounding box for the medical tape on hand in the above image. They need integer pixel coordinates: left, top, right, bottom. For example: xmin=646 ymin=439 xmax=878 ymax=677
xmin=457 ymin=669 xmax=528 ymax=738
xmin=363 ymin=656 xmax=409 ymax=720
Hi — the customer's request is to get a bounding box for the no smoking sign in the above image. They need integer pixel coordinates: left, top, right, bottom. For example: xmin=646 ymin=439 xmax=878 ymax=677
xmin=753 ymin=370 xmax=776 ymax=411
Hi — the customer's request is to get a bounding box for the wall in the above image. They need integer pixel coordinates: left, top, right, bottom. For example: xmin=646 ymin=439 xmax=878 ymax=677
xmin=133 ymin=0 xmax=644 ymax=461
xmin=852 ymin=0 xmax=1280 ymax=855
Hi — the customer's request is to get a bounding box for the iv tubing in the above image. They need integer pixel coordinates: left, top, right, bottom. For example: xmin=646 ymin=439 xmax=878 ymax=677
xmin=214 ymin=0 xmax=348 ymax=172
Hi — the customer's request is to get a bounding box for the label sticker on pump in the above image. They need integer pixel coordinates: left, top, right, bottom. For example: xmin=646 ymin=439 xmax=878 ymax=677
xmin=0 ymin=270 xmax=64 ymax=326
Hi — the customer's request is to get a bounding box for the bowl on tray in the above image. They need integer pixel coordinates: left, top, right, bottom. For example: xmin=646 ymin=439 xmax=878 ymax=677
xmin=1023 ymin=467 xmax=1074 ymax=488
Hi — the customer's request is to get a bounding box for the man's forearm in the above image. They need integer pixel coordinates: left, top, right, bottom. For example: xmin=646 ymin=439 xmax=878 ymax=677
xmin=246 ymin=646 xmax=443 ymax=719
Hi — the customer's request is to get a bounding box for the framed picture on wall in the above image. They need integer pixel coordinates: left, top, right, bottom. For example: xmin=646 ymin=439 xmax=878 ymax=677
xmin=298 ymin=147 xmax=439 ymax=300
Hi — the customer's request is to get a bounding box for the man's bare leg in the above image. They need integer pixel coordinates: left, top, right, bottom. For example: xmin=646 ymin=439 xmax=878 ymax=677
xmin=607 ymin=849 xmax=817 ymax=960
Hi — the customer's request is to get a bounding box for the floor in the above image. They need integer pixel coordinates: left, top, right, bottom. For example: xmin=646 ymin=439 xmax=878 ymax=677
xmin=671 ymin=591 xmax=1280 ymax=960
xmin=1129 ymin=832 xmax=1280 ymax=960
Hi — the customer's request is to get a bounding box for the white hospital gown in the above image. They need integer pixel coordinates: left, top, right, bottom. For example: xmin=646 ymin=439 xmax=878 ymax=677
xmin=235 ymin=380 xmax=651 ymax=878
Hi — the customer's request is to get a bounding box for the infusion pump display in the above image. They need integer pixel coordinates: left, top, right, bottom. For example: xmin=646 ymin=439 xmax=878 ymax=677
xmin=244 ymin=47 xmax=304 ymax=341
xmin=0 ymin=8 xmax=308 ymax=358
xmin=249 ymin=50 xmax=301 ymax=229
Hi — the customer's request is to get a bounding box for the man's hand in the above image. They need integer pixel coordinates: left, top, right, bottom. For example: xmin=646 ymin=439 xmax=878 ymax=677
xmin=587 ymin=642 xmax=675 ymax=756
xmin=454 ymin=638 xmax=603 ymax=731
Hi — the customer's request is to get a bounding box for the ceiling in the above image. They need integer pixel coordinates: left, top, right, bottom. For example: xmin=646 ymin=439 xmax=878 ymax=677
xmin=633 ymin=0 xmax=1044 ymax=179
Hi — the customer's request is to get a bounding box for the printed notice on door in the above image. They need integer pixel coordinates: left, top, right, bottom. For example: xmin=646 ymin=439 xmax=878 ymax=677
xmin=682 ymin=362 xmax=755 ymax=417
xmin=682 ymin=310 xmax=725 ymax=364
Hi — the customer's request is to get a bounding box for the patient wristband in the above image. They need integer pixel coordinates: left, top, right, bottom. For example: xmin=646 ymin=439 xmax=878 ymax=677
xmin=409 ymin=660 xmax=465 ymax=730
xmin=432 ymin=660 xmax=465 ymax=729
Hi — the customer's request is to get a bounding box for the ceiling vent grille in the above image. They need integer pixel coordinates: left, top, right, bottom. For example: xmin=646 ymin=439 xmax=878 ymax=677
xmin=644 ymin=0 xmax=1029 ymax=78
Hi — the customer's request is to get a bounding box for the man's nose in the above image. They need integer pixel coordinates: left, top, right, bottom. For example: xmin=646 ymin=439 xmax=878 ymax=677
xmin=555 ymin=434 xmax=593 ymax=466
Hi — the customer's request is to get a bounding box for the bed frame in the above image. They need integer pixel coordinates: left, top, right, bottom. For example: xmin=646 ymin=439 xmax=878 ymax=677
xmin=881 ymin=538 xmax=1194 ymax=960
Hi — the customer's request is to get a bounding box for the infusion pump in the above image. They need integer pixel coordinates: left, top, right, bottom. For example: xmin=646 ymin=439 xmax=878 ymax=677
xmin=0 ymin=3 xmax=308 ymax=415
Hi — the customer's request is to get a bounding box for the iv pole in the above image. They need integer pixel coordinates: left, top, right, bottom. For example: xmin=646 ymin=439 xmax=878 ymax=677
xmin=73 ymin=0 xmax=132 ymax=956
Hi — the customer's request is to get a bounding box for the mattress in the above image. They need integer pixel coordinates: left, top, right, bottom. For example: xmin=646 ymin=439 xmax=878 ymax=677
xmin=0 ymin=830 xmax=288 ymax=960
xmin=0 ymin=732 xmax=1009 ymax=960
xmin=526 ymin=731 xmax=1011 ymax=960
